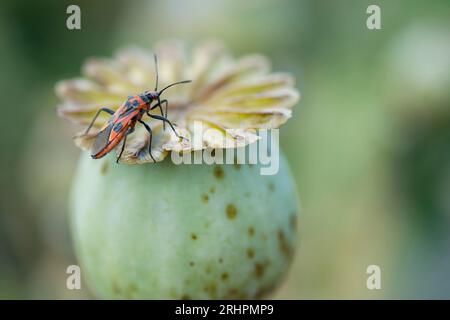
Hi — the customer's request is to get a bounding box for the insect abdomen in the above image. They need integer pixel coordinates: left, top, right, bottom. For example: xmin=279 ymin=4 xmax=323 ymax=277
xmin=91 ymin=123 xmax=114 ymax=159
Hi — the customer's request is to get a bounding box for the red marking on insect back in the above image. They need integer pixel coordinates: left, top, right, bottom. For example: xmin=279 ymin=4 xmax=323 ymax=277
xmin=108 ymin=96 xmax=144 ymax=142
xmin=91 ymin=97 xmax=144 ymax=159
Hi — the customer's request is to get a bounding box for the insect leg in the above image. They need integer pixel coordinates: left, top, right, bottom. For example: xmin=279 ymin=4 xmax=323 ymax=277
xmin=84 ymin=108 xmax=115 ymax=135
xmin=150 ymin=98 xmax=168 ymax=130
xmin=138 ymin=120 xmax=156 ymax=163
xmin=146 ymin=113 xmax=178 ymax=136
xmin=116 ymin=133 xmax=127 ymax=163
xmin=149 ymin=100 xmax=165 ymax=118
xmin=116 ymin=127 xmax=134 ymax=163
xmin=159 ymin=97 xmax=168 ymax=130
xmin=147 ymin=113 xmax=188 ymax=141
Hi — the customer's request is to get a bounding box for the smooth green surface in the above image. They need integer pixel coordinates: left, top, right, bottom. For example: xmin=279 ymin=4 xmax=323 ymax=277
xmin=70 ymin=152 xmax=299 ymax=299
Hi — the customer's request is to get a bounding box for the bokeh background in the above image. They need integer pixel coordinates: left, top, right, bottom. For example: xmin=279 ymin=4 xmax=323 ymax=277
xmin=0 ymin=0 xmax=449 ymax=299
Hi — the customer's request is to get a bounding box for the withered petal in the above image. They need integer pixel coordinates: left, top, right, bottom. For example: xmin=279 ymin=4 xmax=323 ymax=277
xmin=56 ymin=40 xmax=300 ymax=165
xmin=195 ymin=54 xmax=270 ymax=102
xmin=55 ymin=79 xmax=125 ymax=105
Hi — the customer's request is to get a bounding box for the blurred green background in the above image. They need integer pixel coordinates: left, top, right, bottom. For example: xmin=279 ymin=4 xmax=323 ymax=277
xmin=0 ymin=0 xmax=449 ymax=299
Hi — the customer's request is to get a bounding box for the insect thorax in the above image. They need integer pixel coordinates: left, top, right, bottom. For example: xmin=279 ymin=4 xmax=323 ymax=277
xmin=140 ymin=91 xmax=159 ymax=104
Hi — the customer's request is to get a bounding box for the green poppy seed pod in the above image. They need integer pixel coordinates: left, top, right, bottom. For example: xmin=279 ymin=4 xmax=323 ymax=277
xmin=70 ymin=151 xmax=299 ymax=299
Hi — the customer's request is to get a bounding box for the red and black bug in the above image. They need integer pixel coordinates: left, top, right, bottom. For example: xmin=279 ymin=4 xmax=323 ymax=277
xmin=83 ymin=55 xmax=191 ymax=163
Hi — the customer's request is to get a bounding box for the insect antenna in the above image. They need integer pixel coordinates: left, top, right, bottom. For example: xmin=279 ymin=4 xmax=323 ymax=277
xmin=154 ymin=54 xmax=159 ymax=91
xmin=158 ymin=80 xmax=192 ymax=96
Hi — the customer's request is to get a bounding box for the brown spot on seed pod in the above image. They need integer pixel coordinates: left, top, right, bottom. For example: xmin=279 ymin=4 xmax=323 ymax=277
xmin=226 ymin=204 xmax=237 ymax=220
xmin=189 ymin=261 xmax=195 ymax=267
xmin=218 ymin=258 xmax=223 ymax=263
xmin=191 ymin=233 xmax=197 ymax=240
xmin=255 ymin=284 xmax=276 ymax=299
xmin=228 ymin=288 xmax=239 ymax=296
xmin=181 ymin=294 xmax=191 ymax=300
xmin=201 ymin=194 xmax=209 ymax=203
xmin=248 ymin=226 xmax=255 ymax=237
xmin=203 ymin=283 xmax=217 ymax=297
xmin=221 ymin=272 xmax=229 ymax=281
xmin=246 ymin=248 xmax=255 ymax=259
xmin=277 ymin=229 xmax=293 ymax=257
xmin=209 ymin=186 xmax=216 ymax=194
xmin=225 ymin=288 xmax=248 ymax=299
xmin=254 ymin=262 xmax=265 ymax=278
xmin=268 ymin=182 xmax=275 ymax=192
xmin=213 ymin=166 xmax=224 ymax=180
